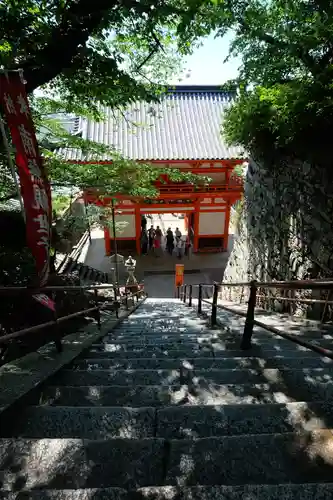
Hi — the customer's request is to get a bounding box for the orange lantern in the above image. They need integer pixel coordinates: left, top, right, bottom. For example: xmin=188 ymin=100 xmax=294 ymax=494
xmin=175 ymin=263 xmax=185 ymax=288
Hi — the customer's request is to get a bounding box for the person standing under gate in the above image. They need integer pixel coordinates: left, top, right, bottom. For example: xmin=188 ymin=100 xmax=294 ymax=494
xmin=141 ymin=215 xmax=147 ymax=233
xmin=177 ymin=237 xmax=184 ymax=259
xmin=141 ymin=230 xmax=148 ymax=255
xmin=154 ymin=226 xmax=163 ymax=256
xmin=148 ymin=225 xmax=155 ymax=250
xmin=166 ymin=228 xmax=174 ymax=255
xmin=175 ymin=227 xmax=182 ymax=242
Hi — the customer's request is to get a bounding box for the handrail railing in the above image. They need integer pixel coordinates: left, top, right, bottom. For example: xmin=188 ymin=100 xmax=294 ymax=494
xmin=0 ymin=284 xmax=131 ymax=293
xmin=0 ymin=283 xmax=146 ymax=352
xmin=177 ymin=279 xmax=333 ymax=353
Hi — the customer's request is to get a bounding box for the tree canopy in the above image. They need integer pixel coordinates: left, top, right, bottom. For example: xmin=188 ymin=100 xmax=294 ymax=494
xmin=0 ymin=0 xmax=211 ymax=201
xmin=0 ymin=0 xmax=197 ymax=110
xmin=208 ymin=0 xmax=333 ymax=160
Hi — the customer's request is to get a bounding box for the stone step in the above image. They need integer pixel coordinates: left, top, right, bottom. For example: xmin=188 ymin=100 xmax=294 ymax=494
xmin=96 ymin=337 xmax=333 ymax=352
xmin=156 ymin=401 xmax=333 ymax=439
xmin=103 ymin=331 xmax=215 ymax=344
xmin=85 ymin=347 xmax=214 ymax=358
xmin=113 ymin=328 xmax=208 ymax=335
xmin=4 ymin=484 xmax=333 ymax=499
xmin=248 ymin=337 xmax=333 ymax=347
xmin=53 ymin=368 xmax=269 ymax=386
xmin=37 ymin=384 xmax=189 ymax=407
xmin=73 ymin=355 xmax=332 ymax=371
xmin=4 ymin=407 xmax=155 ymax=439
xmin=165 ymin=431 xmax=333 ymax=485
xmin=136 ymin=484 xmax=333 ymax=500
xmin=0 ymin=438 xmax=165 ymax=490
xmin=2 ymin=432 xmax=333 ymax=489
xmin=99 ymin=338 xmax=214 ymax=347
xmin=0 ymin=488 xmax=128 ymax=499
xmin=112 ymin=326 xmax=330 ymax=340
xmin=84 ymin=344 xmax=319 ymax=358
xmin=37 ymin=381 xmax=304 ymax=407
xmin=212 ymin=337 xmax=333 ymax=352
xmin=54 ymin=367 xmax=333 ymax=387
xmin=41 ymin=376 xmax=333 ymax=408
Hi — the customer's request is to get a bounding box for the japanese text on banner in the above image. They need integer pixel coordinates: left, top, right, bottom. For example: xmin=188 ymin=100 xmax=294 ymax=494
xmin=0 ymin=70 xmax=52 ymax=286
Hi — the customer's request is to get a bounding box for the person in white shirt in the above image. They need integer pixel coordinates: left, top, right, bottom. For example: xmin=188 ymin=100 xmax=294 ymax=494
xmin=177 ymin=238 xmax=184 ymax=259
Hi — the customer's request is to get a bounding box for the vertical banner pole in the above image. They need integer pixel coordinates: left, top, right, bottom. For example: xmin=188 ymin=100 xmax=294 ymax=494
xmin=111 ymin=198 xmax=119 ymax=285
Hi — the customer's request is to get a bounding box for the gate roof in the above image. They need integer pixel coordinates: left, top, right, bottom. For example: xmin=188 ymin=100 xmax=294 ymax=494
xmin=58 ymin=85 xmax=244 ymax=162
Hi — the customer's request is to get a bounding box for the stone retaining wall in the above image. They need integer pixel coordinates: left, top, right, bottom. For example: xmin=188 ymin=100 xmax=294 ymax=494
xmin=222 ymin=156 xmax=333 ymax=319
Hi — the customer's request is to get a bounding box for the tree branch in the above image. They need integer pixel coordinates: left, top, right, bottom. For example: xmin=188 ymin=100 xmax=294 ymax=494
xmin=20 ymin=0 xmax=118 ymax=93
xmin=238 ymin=19 xmax=319 ymax=75
xmin=15 ymin=0 xmax=184 ymax=93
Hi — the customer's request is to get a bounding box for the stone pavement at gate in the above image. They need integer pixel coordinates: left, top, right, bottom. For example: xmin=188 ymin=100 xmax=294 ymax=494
xmin=82 ymin=228 xmax=228 ymax=296
xmin=82 ymin=212 xmax=234 ymax=277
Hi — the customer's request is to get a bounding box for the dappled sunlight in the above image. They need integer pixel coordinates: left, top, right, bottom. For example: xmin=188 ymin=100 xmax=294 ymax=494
xmin=0 ymin=438 xmax=89 ymax=490
xmin=306 ymin=430 xmax=333 ymax=466
xmin=4 ymin=297 xmax=333 ymax=493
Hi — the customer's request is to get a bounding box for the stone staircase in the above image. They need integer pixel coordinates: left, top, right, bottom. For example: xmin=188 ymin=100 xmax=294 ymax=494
xmin=2 ymin=298 xmax=333 ymax=498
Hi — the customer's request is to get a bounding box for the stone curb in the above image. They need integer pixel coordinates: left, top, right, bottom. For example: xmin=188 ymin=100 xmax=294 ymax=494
xmin=0 ymin=296 xmax=147 ymax=418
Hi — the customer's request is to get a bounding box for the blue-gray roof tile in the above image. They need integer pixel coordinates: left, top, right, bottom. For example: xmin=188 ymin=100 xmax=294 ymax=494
xmin=58 ymin=86 xmax=244 ymax=161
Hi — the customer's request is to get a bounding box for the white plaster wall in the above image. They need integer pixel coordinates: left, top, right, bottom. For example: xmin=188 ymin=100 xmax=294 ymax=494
xmin=110 ymin=213 xmax=135 ymax=238
xmin=199 ymin=211 xmax=226 ymax=235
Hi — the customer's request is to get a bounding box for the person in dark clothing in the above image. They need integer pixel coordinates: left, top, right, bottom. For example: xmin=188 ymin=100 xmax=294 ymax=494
xmin=148 ymin=225 xmax=155 ymax=250
xmin=141 ymin=215 xmax=147 ymax=231
xmin=155 ymin=225 xmax=162 ymax=240
xmin=141 ymin=230 xmax=148 ymax=255
xmin=153 ymin=226 xmax=163 ymax=256
xmin=166 ymin=228 xmax=174 ymax=255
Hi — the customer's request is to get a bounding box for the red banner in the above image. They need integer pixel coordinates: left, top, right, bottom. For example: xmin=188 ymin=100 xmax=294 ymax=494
xmin=0 ymin=70 xmax=52 ymax=286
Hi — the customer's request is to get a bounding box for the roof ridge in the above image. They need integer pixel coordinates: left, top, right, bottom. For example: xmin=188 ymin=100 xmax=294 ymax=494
xmin=167 ymin=85 xmax=235 ymax=94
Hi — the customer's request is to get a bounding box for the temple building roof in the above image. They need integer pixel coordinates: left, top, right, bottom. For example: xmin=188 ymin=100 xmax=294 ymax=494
xmin=58 ymin=85 xmax=244 ymax=162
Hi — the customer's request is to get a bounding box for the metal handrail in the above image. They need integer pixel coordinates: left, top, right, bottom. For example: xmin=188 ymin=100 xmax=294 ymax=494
xmin=0 ymin=284 xmax=146 ymax=352
xmin=0 ymin=283 xmax=144 ymax=294
xmin=213 ymin=279 xmax=333 ymax=290
xmin=178 ymin=279 xmax=333 ymax=290
xmin=177 ymin=279 xmax=333 ymax=353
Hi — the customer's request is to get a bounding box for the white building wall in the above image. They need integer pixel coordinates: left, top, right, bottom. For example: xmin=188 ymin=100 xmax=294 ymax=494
xmin=199 ymin=211 xmax=226 ymax=235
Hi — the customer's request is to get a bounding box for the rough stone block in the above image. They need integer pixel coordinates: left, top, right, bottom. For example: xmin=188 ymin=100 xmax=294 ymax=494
xmin=84 ymin=438 xmax=165 ymax=488
xmin=0 ymin=438 xmax=165 ymax=490
xmin=5 ymin=488 xmax=128 ymax=500
xmin=40 ymin=385 xmax=188 ymax=407
xmin=55 ymin=369 xmax=183 ymax=386
xmin=0 ymin=438 xmax=89 ymax=490
xmin=136 ymin=484 xmax=333 ymax=500
xmin=75 ymin=355 xmax=333 ymax=372
xmin=157 ymin=401 xmax=333 ymax=439
xmin=85 ymin=347 xmax=213 ymax=358
xmin=166 ymin=431 xmax=333 ymax=485
xmin=4 ymin=407 xmax=156 ymax=439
